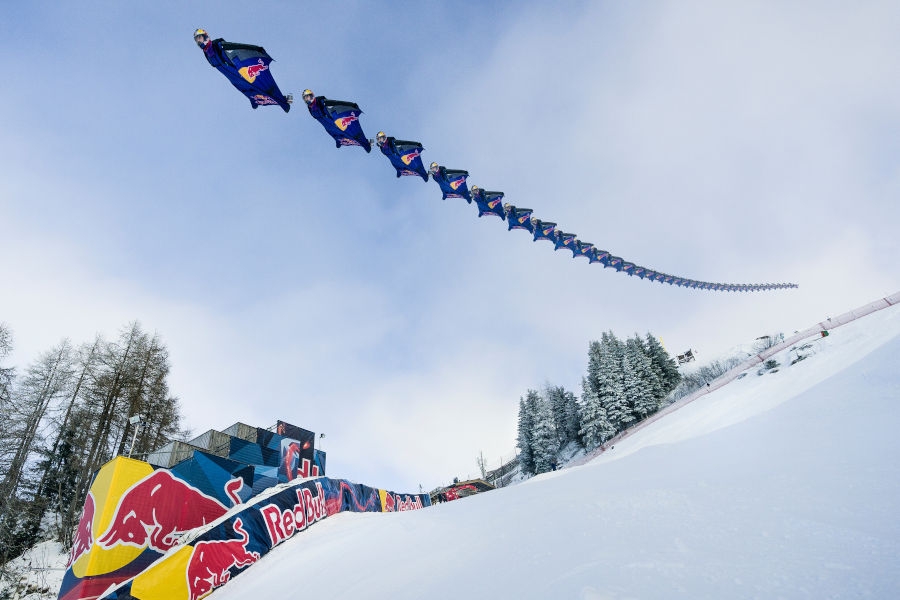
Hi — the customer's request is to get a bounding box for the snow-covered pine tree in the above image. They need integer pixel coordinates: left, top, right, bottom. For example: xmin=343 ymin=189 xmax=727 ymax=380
xmin=629 ymin=335 xmax=664 ymax=400
xmin=546 ymin=385 xmax=580 ymax=447
xmin=546 ymin=385 xmax=568 ymax=448
xmin=527 ymin=390 xmax=558 ymax=474
xmin=578 ymin=376 xmax=616 ymax=450
xmin=623 ymin=340 xmax=659 ymax=421
xmin=562 ymin=388 xmax=582 ymax=446
xmin=645 ymin=333 xmax=681 ymax=395
xmin=598 ymin=332 xmax=632 ymax=433
xmin=516 ymin=397 xmax=536 ymax=476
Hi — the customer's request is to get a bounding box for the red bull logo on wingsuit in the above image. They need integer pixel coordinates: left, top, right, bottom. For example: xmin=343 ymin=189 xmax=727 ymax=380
xmin=334 ymin=113 xmax=358 ymax=131
xmin=259 ymin=481 xmax=328 ymax=547
xmin=449 ymin=177 xmax=465 ymax=190
xmin=238 ymin=59 xmax=268 ymax=83
xmin=97 ymin=470 xmax=228 ymax=553
xmin=400 ymin=149 xmax=420 ymax=165
xmin=67 ymin=492 xmax=95 ymax=567
xmin=186 ymin=518 xmax=260 ymax=600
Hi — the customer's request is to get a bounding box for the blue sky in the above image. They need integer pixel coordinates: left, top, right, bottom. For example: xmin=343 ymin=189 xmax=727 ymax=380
xmin=2 ymin=1 xmax=898 ymax=492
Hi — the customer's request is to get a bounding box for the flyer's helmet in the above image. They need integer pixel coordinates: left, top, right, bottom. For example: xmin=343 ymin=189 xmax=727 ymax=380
xmin=193 ymin=28 xmax=209 ymax=47
xmin=302 ymin=89 xmax=314 ymax=103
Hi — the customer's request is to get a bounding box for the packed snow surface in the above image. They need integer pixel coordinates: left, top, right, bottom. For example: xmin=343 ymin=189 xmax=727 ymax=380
xmin=211 ymin=303 xmax=900 ymax=599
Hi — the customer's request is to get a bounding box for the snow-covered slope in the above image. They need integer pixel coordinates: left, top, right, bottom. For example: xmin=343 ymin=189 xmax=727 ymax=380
xmin=210 ymin=303 xmax=900 ymax=600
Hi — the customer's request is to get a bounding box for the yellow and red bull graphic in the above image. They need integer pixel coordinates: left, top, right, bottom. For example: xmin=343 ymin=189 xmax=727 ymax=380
xmin=238 ymin=58 xmax=269 ymax=83
xmin=400 ymin=149 xmax=420 ymax=165
xmin=334 ymin=113 xmax=359 ymax=132
xmin=60 ymin=454 xmax=430 ymax=600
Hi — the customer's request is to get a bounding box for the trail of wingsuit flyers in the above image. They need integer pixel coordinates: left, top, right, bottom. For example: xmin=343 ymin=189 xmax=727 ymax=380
xmin=194 ymin=29 xmax=798 ymax=293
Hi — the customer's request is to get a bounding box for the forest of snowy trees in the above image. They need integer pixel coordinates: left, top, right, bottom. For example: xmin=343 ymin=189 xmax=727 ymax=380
xmin=516 ymin=332 xmax=681 ymax=477
xmin=0 ymin=322 xmax=188 ymax=568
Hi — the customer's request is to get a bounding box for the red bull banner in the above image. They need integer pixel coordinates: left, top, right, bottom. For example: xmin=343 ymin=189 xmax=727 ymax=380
xmin=59 ymin=457 xmax=429 ymax=600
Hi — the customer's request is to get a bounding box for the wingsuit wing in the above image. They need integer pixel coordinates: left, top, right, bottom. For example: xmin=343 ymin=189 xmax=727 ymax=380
xmin=574 ymin=241 xmax=595 ymax=260
xmin=382 ymin=139 xmax=428 ymax=180
xmin=207 ymin=40 xmax=291 ymax=112
xmin=532 ymin=220 xmax=557 ymax=243
xmin=554 ymin=232 xmax=577 ymax=255
xmin=434 ymin=168 xmax=471 ymax=202
xmin=474 ymin=191 xmax=506 ymax=218
xmin=318 ymin=99 xmax=371 ymax=152
xmin=506 ymin=206 xmax=534 ymax=232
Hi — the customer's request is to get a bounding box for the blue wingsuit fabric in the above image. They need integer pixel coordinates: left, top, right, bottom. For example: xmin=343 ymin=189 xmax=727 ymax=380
xmin=432 ymin=167 xmax=471 ymax=202
xmin=202 ymin=39 xmax=291 ymax=112
xmin=307 ymin=96 xmax=372 ymax=152
xmin=472 ymin=189 xmax=506 ymax=219
xmin=379 ymin=138 xmax=429 ymax=181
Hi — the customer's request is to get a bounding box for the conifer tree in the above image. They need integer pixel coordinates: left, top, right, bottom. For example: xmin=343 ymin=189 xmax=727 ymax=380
xmin=529 ymin=391 xmax=558 ymax=474
xmin=578 ymin=377 xmax=616 ymax=450
xmin=596 ymin=332 xmax=630 ymax=433
xmin=645 ymin=333 xmax=681 ymax=395
xmin=623 ymin=341 xmax=658 ymax=421
xmin=516 ymin=397 xmax=535 ymax=476
xmin=546 ymin=385 xmax=580 ymax=447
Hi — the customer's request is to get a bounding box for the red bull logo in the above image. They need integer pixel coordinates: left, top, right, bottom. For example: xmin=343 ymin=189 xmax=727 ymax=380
xmin=67 ymin=492 xmax=95 ymax=567
xmin=334 ymin=113 xmax=358 ymax=132
xmin=186 ymin=518 xmax=260 ymax=600
xmin=224 ymin=477 xmax=245 ymax=506
xmin=239 ymin=59 xmax=269 ymax=83
xmin=383 ymin=493 xmax=424 ymax=512
xmin=96 ymin=470 xmax=228 ymax=553
xmin=449 ymin=177 xmax=466 ymax=190
xmin=259 ymin=481 xmax=327 ymax=548
xmin=400 ymin=149 xmax=420 ymax=165
xmin=518 ymin=215 xmax=530 ymax=225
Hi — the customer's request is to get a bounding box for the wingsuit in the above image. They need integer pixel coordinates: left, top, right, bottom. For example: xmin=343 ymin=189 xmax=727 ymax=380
xmin=197 ymin=31 xmax=292 ymax=112
xmin=471 ymin=187 xmax=506 ymax=219
xmin=376 ymin=136 xmax=429 ymax=181
xmin=304 ymin=92 xmax=372 ymax=152
xmin=430 ymin=165 xmax=472 ymax=202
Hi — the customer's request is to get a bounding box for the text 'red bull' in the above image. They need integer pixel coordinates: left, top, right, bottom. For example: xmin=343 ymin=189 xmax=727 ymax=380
xmin=259 ymin=481 xmax=327 ymax=547
xmin=382 ymin=492 xmax=424 ymax=512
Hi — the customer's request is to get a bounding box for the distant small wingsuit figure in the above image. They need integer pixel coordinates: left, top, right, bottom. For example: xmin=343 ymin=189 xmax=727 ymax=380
xmin=429 ymin=162 xmax=472 ymax=202
xmin=194 ymin=29 xmax=292 ymax=112
xmin=375 ymin=132 xmax=429 ymax=181
xmin=504 ymin=204 xmax=534 ymax=233
xmin=302 ymin=89 xmax=371 ymax=152
xmin=471 ymin=186 xmax=506 ymax=219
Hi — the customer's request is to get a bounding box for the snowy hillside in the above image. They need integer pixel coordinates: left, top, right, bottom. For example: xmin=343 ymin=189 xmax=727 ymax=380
xmin=5 ymin=302 xmax=898 ymax=600
xmin=208 ymin=303 xmax=900 ymax=600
